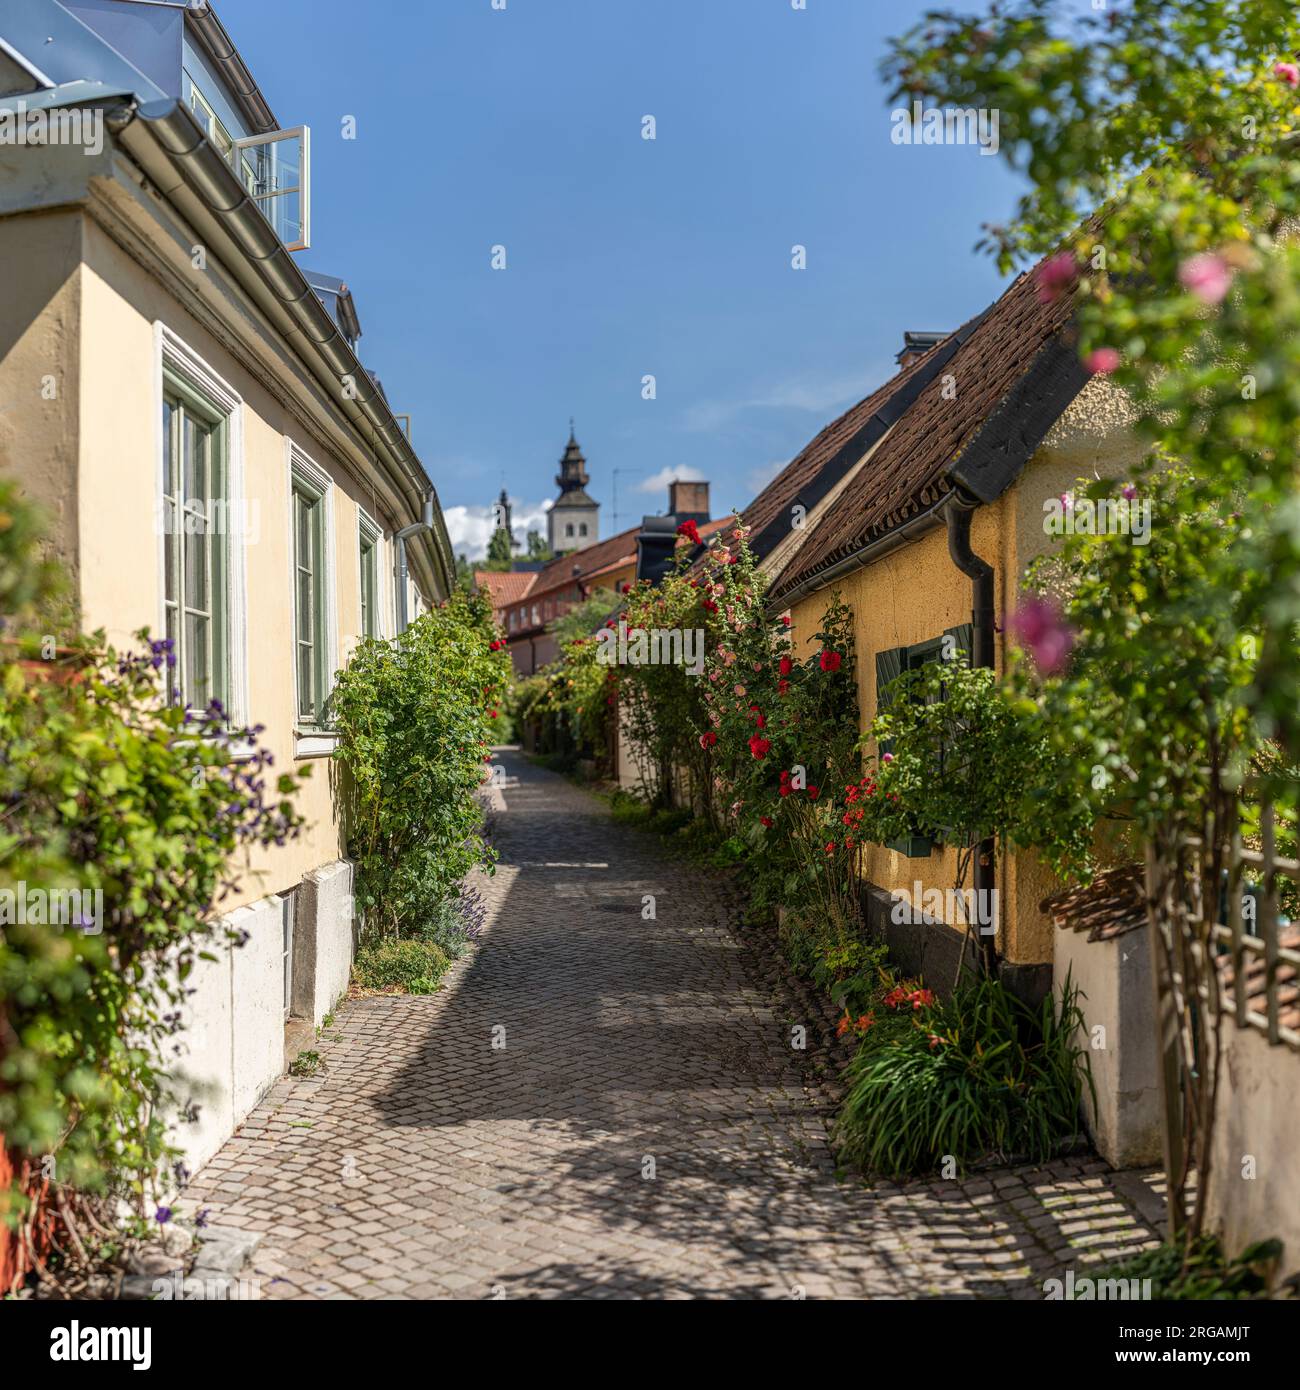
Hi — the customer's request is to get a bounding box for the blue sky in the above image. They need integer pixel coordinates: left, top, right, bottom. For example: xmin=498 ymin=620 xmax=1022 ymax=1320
xmin=219 ymin=0 xmax=1023 ymax=558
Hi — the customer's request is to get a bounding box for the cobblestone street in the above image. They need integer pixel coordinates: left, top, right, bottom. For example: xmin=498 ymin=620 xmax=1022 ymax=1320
xmin=184 ymin=749 xmax=1163 ymax=1300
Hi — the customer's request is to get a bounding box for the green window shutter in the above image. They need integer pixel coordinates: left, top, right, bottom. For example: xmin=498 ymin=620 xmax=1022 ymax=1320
xmin=943 ymin=623 xmax=974 ymax=667
xmin=875 ymin=645 xmax=906 ymax=717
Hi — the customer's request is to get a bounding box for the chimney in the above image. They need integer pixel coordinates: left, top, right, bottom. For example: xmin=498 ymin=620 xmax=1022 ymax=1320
xmin=668 ymin=478 xmax=710 ymax=524
xmin=896 ymin=330 xmax=948 ymax=370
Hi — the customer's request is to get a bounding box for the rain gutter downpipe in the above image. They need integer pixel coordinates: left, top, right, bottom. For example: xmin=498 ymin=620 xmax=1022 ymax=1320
xmin=944 ymin=491 xmax=998 ymax=977
xmin=395 ymin=493 xmax=435 ymax=633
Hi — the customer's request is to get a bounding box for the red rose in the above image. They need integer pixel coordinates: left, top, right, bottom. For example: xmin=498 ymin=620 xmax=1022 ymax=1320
xmin=748 ymin=734 xmax=771 ymax=760
xmin=698 ymin=731 xmax=718 ymax=749
xmin=760 ymin=816 xmax=773 ymax=828
xmin=808 ymin=785 xmax=820 ymax=800
xmin=676 ymin=519 xmax=702 ymax=546
xmin=779 ymin=656 xmax=793 ymax=677
xmin=819 ymin=650 xmax=842 ymax=673
xmin=778 ymin=783 xmax=792 ymax=798
xmin=778 ymin=679 xmax=790 ymax=695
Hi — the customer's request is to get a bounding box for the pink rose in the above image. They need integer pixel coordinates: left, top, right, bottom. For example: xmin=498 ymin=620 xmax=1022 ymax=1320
xmin=1035 ymin=252 xmax=1079 ymax=304
xmin=1006 ymin=595 xmax=1076 ymax=676
xmin=1275 ymin=62 xmax=1299 ymax=87
xmin=1085 ymin=347 xmax=1121 ymax=374
xmin=1178 ymin=252 xmax=1232 ymax=305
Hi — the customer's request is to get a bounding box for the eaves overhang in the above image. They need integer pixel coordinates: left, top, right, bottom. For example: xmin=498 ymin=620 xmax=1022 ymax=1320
xmin=104 ymin=96 xmax=453 ymax=596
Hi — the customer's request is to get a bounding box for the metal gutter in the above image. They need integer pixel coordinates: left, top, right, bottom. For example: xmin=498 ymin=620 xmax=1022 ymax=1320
xmin=767 ymin=490 xmax=952 ymax=613
xmin=104 ymin=97 xmax=454 ymax=596
xmin=184 ymin=0 xmax=277 ymax=133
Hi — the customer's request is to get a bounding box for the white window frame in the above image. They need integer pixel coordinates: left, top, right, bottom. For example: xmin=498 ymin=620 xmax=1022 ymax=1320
xmin=356 ymin=505 xmax=387 ymax=641
xmin=153 ymin=323 xmax=249 ymax=734
xmin=286 ymin=441 xmax=338 ymax=756
xmin=233 ymin=126 xmax=311 ymax=252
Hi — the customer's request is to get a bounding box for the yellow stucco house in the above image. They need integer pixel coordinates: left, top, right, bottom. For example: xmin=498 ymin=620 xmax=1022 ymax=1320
xmin=737 ymin=267 xmax=1143 ymax=1005
xmin=0 ymin=0 xmax=453 ymax=1165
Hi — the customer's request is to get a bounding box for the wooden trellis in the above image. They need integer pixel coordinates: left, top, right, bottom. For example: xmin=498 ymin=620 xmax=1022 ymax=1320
xmin=1146 ymin=790 xmax=1299 ymax=1239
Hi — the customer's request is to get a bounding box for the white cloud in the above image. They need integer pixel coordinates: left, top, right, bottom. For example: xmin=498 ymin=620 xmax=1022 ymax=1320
xmin=636 ymin=464 xmax=707 ymax=495
xmin=683 ymin=364 xmax=895 ymax=433
xmin=746 ymin=459 xmax=787 ymax=495
xmin=443 ymin=496 xmax=552 ymax=561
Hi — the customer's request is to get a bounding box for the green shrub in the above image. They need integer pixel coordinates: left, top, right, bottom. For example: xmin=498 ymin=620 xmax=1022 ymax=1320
xmin=414 ymin=888 xmax=487 ymax=959
xmin=834 ymin=976 xmax=1093 ymax=1177
xmin=609 ymin=790 xmax=654 ymax=828
xmin=331 ymin=589 xmax=509 ymax=939
xmin=1093 ymin=1235 xmax=1281 ymax=1301
xmin=352 ymin=939 xmax=450 ymax=995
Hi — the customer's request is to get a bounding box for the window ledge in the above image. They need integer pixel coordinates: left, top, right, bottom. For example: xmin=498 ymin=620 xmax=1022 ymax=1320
xmin=174 ymin=733 xmax=258 ymax=763
xmin=294 ymin=730 xmax=340 ymax=759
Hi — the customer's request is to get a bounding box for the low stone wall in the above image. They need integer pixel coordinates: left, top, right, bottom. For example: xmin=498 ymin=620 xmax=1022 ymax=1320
xmin=168 ymin=861 xmax=356 ymax=1172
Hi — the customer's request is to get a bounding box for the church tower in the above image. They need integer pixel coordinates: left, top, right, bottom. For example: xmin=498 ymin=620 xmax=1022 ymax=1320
xmin=547 ymin=423 xmax=600 ymax=554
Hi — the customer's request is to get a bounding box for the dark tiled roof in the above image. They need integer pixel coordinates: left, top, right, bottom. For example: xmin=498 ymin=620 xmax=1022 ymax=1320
xmin=769 ymin=262 xmax=1081 ymax=600
xmin=1042 ymin=865 xmax=1146 ymax=943
xmin=739 ymin=347 xmax=946 ymax=551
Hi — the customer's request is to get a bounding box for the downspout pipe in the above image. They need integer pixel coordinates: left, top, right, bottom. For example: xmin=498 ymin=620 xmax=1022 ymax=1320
xmin=395 ymin=493 xmax=435 ymax=633
xmin=945 ymin=491 xmax=998 ymax=977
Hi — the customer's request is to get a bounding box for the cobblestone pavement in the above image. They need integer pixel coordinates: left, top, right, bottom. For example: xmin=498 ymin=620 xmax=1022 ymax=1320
xmin=182 ymin=748 xmax=1163 ymax=1300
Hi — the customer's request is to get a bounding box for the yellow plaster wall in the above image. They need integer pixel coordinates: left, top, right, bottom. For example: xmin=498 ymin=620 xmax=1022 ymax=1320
xmin=1 ymin=207 xmax=399 ymax=912
xmin=785 ymin=376 xmax=1145 ymax=967
xmin=0 ymin=209 xmax=84 ymax=585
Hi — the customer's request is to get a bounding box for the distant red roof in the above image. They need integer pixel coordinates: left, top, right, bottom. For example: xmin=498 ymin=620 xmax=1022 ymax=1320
xmin=473 ymin=570 xmax=538 ymax=610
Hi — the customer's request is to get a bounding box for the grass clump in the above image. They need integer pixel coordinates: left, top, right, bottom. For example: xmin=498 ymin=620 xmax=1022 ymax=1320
xmin=353 ymin=938 xmax=450 ymax=996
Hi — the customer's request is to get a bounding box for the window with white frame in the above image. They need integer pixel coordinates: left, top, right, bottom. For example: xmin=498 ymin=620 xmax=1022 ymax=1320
xmin=289 ymin=447 xmax=335 ymax=727
xmin=157 ymin=328 xmax=245 ymax=722
xmin=358 ymin=509 xmax=382 ymax=641
xmin=162 ymin=383 xmax=227 ymax=712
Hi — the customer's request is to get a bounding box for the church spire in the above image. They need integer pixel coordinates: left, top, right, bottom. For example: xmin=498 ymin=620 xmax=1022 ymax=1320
xmin=555 ymin=424 xmax=590 ymax=495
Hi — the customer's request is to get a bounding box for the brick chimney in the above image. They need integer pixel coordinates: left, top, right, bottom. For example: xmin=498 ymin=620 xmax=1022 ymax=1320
xmin=896 ymin=330 xmax=948 ymax=370
xmin=668 ymin=478 xmax=710 ymax=523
